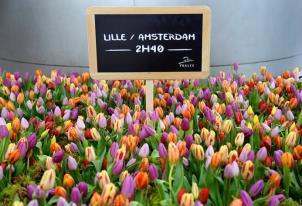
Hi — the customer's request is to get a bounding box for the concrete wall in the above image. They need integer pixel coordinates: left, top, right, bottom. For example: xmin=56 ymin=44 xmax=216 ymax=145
xmin=0 ymin=0 xmax=302 ymax=76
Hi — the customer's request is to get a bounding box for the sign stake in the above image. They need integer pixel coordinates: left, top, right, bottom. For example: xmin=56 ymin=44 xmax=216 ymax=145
xmin=146 ymin=80 xmax=154 ymax=114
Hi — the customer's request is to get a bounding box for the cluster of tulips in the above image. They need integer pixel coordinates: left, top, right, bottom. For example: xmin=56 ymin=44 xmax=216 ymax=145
xmin=0 ymin=65 xmax=301 ymax=206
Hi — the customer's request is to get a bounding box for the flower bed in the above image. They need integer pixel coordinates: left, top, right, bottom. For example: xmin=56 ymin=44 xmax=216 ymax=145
xmin=0 ymin=67 xmax=301 ymax=205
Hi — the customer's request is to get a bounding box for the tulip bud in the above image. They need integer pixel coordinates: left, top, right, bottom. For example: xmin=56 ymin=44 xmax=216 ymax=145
xmin=39 ymin=169 xmax=56 ymax=191
xmin=281 ymin=152 xmax=294 ymax=168
xmin=71 ymin=187 xmax=81 ymax=204
xmin=180 ymin=193 xmax=194 ymax=206
xmin=190 ymin=144 xmax=204 ymax=161
xmin=256 ymin=147 xmax=267 ymax=161
xmin=67 ymin=156 xmax=78 ymax=170
xmin=135 ymin=171 xmax=149 ymax=189
xmin=224 ymin=161 xmax=239 ymax=178
xmin=113 ymin=160 xmax=124 ymax=175
xmin=0 ymin=125 xmax=9 ymax=139
xmin=168 ymin=142 xmax=180 ymax=165
xmin=219 ymin=145 xmax=229 ymax=164
xmin=198 ymin=188 xmax=209 ymax=204
xmin=27 ymin=133 xmax=37 ymax=149
xmin=158 ymin=143 xmax=167 ymax=158
xmin=101 ymin=183 xmax=117 ymax=205
xmin=77 ymin=182 xmax=88 ymax=197
xmin=148 ymin=164 xmax=158 ymax=181
xmin=57 ymin=197 xmax=69 ymax=206
xmin=52 ymin=150 xmax=64 ymax=163
xmin=138 ymin=143 xmax=150 ymax=158
xmin=90 ymin=127 xmax=101 ymax=141
xmin=240 ymin=190 xmax=253 ymax=206
xmin=242 ymin=160 xmax=254 ymax=180
xmin=17 ymin=137 xmax=28 ymax=158
xmin=229 ymin=198 xmax=243 ymax=206
xmin=222 ymin=119 xmax=233 ymax=134
xmin=121 ymin=175 xmax=135 ymax=198
xmin=191 ymin=182 xmax=199 ymax=200
xmin=96 ymin=170 xmax=110 ymax=189
xmin=235 ymin=132 xmax=244 ymax=146
xmin=54 ymin=186 xmax=67 ymax=198
xmin=293 ymin=145 xmax=302 ymax=160
xmin=210 ymin=152 xmax=220 ymax=169
xmin=205 ymin=130 xmax=215 ymax=146
xmin=181 ymin=118 xmax=190 ymax=131
xmin=285 ymin=131 xmax=297 ymax=147
xmin=85 ymin=146 xmax=96 ymax=162
xmin=249 ymin=179 xmax=264 ymax=197
xmin=63 ymin=173 xmax=74 ymax=188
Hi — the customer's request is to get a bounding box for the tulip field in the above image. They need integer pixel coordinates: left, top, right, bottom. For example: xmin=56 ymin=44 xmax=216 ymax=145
xmin=0 ymin=66 xmax=302 ymax=206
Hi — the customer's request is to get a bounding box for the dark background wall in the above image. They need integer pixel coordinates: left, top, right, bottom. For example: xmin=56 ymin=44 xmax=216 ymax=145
xmin=0 ymin=0 xmax=301 ymax=76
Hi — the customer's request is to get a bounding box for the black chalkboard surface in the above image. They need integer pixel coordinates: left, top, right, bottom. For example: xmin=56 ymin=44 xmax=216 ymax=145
xmin=95 ymin=14 xmax=202 ymax=73
xmin=87 ymin=7 xmax=211 ymax=80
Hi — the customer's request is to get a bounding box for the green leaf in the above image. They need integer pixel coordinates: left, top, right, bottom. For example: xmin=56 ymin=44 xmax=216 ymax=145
xmin=0 ymin=137 xmax=10 ymax=162
xmin=173 ymin=163 xmax=184 ymax=193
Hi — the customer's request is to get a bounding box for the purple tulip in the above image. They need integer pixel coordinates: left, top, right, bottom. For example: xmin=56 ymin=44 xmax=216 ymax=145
xmin=0 ymin=125 xmax=9 ymax=139
xmin=224 ymin=161 xmax=239 ymax=179
xmin=226 ymin=105 xmax=234 ymax=118
xmin=204 ymin=107 xmax=216 ymax=123
xmin=17 ymin=138 xmax=28 ymax=157
xmin=63 ymin=110 xmax=71 ymax=120
xmin=148 ymin=164 xmax=158 ymax=181
xmin=110 ymin=142 xmax=119 ymax=158
xmin=27 ymin=133 xmax=37 ymax=149
xmin=271 ymin=126 xmax=279 ymax=137
xmin=57 ymin=197 xmax=69 ymax=206
xmin=139 ymin=125 xmax=156 ymax=139
xmin=70 ymin=108 xmax=78 ymax=120
xmin=121 ymin=175 xmax=135 ymax=198
xmin=27 ymin=184 xmax=37 ymax=199
xmin=203 ymin=88 xmax=211 ymax=100
xmin=1 ymin=108 xmax=9 ymax=119
xmin=247 ymin=151 xmax=255 ymax=161
xmin=52 ymin=150 xmax=64 ymax=163
xmin=149 ymin=111 xmax=159 ymax=121
xmin=70 ymin=143 xmax=79 ymax=153
xmin=71 ymin=187 xmax=81 ymax=204
xmin=256 ymin=147 xmax=267 ymax=161
xmin=181 ymin=118 xmax=190 ymax=131
xmin=77 ymin=182 xmax=88 ymax=197
xmin=98 ymin=115 xmax=107 ymax=128
xmin=158 ymin=143 xmax=167 ymax=158
xmin=138 ymin=143 xmax=150 ymax=158
xmin=268 ymin=194 xmax=285 ymax=206
xmin=249 ymin=180 xmax=264 ymax=197
xmin=67 ymin=156 xmax=78 ymax=170
xmin=185 ymin=135 xmax=193 ymax=149
xmin=113 ymin=160 xmax=123 ymax=175
xmin=274 ymin=150 xmax=283 ymax=167
xmin=274 ymin=109 xmax=282 ymax=120
xmin=240 ymin=190 xmax=253 ymax=206
xmin=54 ymin=106 xmax=61 ymax=117
xmin=194 ymin=200 xmax=203 ymax=206
xmin=28 ymin=199 xmax=39 ymax=206
xmin=126 ymin=158 xmax=136 ymax=167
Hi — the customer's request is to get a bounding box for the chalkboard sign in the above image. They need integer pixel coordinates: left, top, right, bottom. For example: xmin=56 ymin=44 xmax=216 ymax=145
xmin=87 ymin=7 xmax=211 ymax=80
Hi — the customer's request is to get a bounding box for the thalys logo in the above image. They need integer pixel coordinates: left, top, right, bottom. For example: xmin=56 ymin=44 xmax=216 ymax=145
xmin=178 ymin=57 xmax=194 ymax=68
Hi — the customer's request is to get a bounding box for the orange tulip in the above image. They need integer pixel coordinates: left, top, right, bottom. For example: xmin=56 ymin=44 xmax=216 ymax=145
xmin=293 ymin=145 xmax=302 ymax=160
xmin=90 ymin=192 xmax=102 ymax=206
xmin=12 ymin=117 xmax=20 ymax=132
xmin=114 ymin=194 xmax=129 ymax=206
xmin=210 ymin=152 xmax=220 ymax=169
xmin=17 ymin=92 xmax=24 ymax=104
xmin=168 ymin=142 xmax=180 ymax=165
xmin=63 ymin=173 xmax=75 ymax=188
xmin=54 ymin=186 xmax=67 ymax=198
xmin=135 ymin=171 xmax=149 ymax=189
xmin=281 ymin=152 xmax=294 ymax=168
xmin=140 ymin=157 xmax=149 ymax=172
xmin=178 ymin=141 xmax=187 ymax=157
xmin=8 ymin=149 xmax=20 ymax=164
